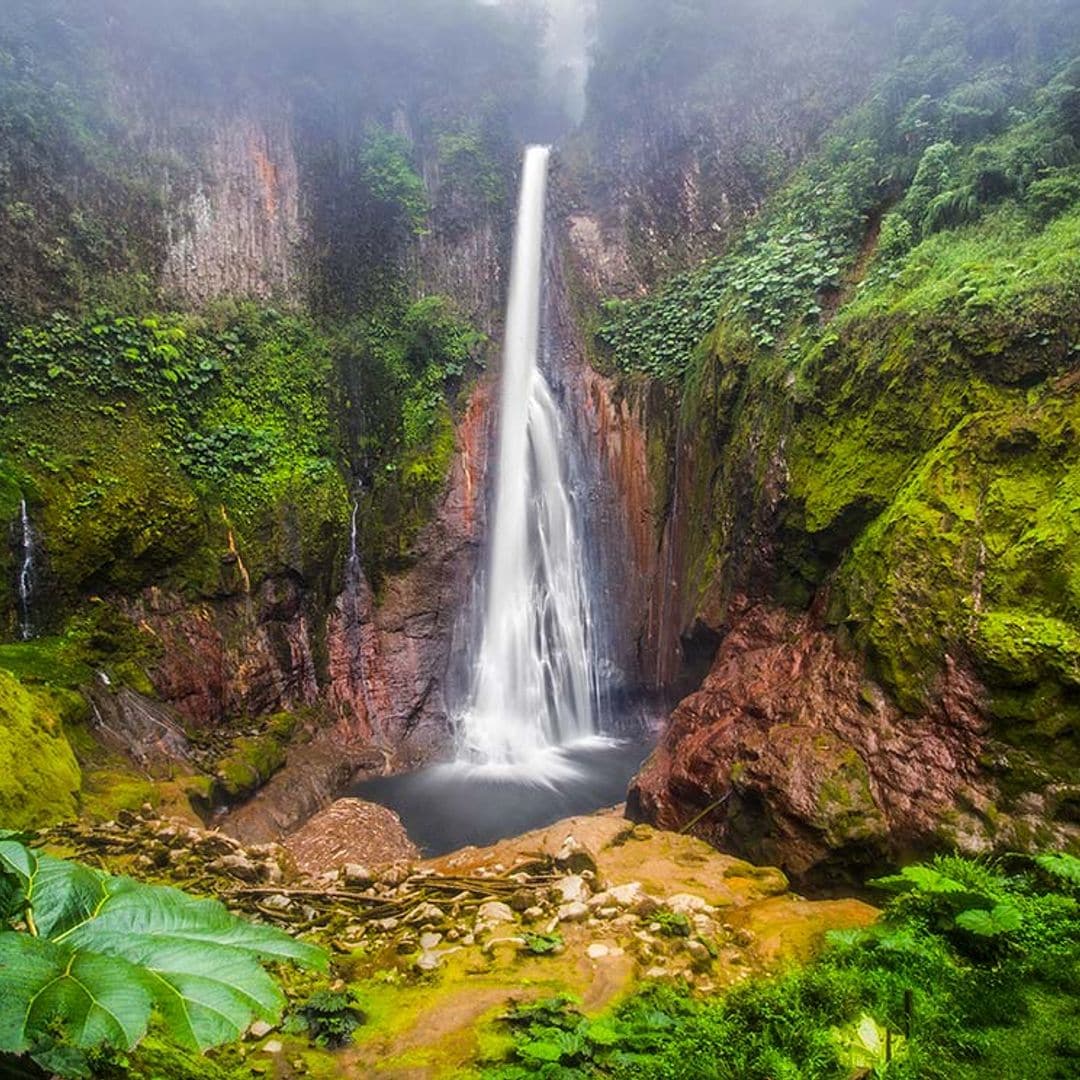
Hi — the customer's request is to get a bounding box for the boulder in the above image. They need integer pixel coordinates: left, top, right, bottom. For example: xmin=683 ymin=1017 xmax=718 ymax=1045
xmin=281 ymin=798 xmax=418 ymax=878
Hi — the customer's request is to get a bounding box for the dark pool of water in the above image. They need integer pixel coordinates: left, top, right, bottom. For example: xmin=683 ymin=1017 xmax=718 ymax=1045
xmin=349 ymin=734 xmax=654 ymax=857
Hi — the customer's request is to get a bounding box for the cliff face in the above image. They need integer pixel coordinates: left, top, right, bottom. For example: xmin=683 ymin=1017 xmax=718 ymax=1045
xmin=569 ymin=8 xmax=1080 ymax=878
xmin=160 ymin=107 xmax=306 ymax=306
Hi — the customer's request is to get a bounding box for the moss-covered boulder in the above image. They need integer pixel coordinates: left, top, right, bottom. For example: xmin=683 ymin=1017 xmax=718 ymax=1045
xmin=0 ymin=669 xmax=81 ymax=828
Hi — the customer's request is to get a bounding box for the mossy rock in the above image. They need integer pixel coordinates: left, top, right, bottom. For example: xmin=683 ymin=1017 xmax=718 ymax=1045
xmin=211 ymin=713 xmax=299 ymax=804
xmin=0 ymin=669 xmax=81 ymax=829
xmin=835 ymin=396 xmax=1080 ymax=726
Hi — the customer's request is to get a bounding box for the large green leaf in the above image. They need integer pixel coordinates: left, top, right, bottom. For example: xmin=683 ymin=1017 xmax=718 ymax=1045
xmin=954 ymin=903 xmax=1023 ymax=937
xmin=0 ymin=840 xmax=326 ymax=1060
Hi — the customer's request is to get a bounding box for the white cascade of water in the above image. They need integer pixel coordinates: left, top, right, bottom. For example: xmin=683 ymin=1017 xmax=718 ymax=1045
xmin=17 ymin=499 xmax=36 ymax=641
xmin=456 ymin=145 xmax=600 ymax=767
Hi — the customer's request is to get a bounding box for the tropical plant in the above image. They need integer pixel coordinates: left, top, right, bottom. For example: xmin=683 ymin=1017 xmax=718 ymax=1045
xmin=287 ymin=988 xmax=365 ymax=1049
xmin=0 ymin=833 xmax=326 ymax=1078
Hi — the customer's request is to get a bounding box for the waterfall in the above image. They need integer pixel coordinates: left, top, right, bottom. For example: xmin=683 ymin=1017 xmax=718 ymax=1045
xmin=16 ymin=499 xmax=36 ymax=641
xmin=456 ymin=146 xmax=601 ymax=767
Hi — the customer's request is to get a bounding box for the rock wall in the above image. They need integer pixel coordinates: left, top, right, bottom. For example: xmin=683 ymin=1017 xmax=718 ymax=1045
xmin=141 ymin=379 xmax=495 ymax=842
xmin=161 ymin=108 xmax=306 ymax=306
xmin=628 ymin=599 xmax=1010 ymax=885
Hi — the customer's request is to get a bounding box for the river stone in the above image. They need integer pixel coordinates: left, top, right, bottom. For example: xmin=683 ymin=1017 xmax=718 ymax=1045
xmin=555 ymin=835 xmax=597 ymax=874
xmin=344 ymin=863 xmax=374 ymax=887
xmin=607 ymin=882 xmax=645 ymax=907
xmin=477 ymin=901 xmax=515 ymax=924
xmin=415 ymin=951 xmax=441 ymax=972
xmin=212 ymin=854 xmax=261 ymax=882
xmin=420 ymin=932 xmax=443 ymax=950
xmin=586 ymin=943 xmax=610 ymax=959
xmin=555 ymin=874 xmax=590 ymax=904
xmin=261 ymin=1040 xmax=284 ymax=1055
xmin=557 ymin=901 xmax=589 ymax=924
xmin=668 ymin=893 xmax=712 ymax=916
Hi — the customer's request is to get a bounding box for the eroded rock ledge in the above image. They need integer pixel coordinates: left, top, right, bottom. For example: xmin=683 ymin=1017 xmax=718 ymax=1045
xmin=628 ymin=599 xmax=1079 ymax=885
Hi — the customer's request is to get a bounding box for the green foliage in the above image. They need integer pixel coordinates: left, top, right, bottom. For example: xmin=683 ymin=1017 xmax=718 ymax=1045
xmin=653 ymin=911 xmax=691 ymax=939
xmin=357 ymin=129 xmax=429 ymax=238
xmin=0 ymin=311 xmax=224 ymax=421
xmin=484 ymin=855 xmax=1080 ymax=1080
xmin=0 ymin=837 xmax=326 ymax=1078
xmin=287 ymin=987 xmax=366 ymax=1049
xmin=521 ymin=932 xmax=564 ymax=956
xmin=597 ymin=4 xmax=1080 ymax=383
xmin=341 ymin=294 xmax=484 ymax=570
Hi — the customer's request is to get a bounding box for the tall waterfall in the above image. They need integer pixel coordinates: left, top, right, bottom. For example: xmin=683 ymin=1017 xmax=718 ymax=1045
xmin=17 ymin=499 xmax=36 ymax=641
xmin=456 ymin=146 xmax=600 ymax=767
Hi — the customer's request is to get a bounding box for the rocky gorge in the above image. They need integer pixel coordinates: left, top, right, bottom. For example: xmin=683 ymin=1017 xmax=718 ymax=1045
xmin=2 ymin=2 xmax=1080 ymax=1078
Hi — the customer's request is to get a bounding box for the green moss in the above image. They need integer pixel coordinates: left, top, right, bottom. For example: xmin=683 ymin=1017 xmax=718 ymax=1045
xmin=0 ymin=669 xmax=81 ymax=829
xmin=835 ymin=396 xmax=1080 ymax=729
xmin=211 ymin=712 xmax=301 ymax=803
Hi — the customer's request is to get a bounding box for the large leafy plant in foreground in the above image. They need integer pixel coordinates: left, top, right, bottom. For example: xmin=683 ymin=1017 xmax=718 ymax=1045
xmin=0 ymin=833 xmax=325 ymax=1072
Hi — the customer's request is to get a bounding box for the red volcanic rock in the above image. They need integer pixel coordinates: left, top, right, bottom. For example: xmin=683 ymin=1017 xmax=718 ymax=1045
xmin=628 ymin=599 xmax=993 ymax=881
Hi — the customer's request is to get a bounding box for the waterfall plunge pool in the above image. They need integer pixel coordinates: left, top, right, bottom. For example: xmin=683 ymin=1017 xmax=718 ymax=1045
xmin=348 ymin=731 xmax=655 ymax=857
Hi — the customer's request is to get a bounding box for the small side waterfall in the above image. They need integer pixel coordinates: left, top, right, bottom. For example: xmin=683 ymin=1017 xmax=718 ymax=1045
xmin=16 ymin=499 xmax=36 ymax=641
xmin=456 ymin=146 xmax=601 ymax=767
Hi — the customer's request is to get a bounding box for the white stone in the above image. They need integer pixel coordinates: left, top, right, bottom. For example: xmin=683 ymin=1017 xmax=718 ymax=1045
xmin=557 ymin=901 xmax=589 ymax=924
xmin=419 ymin=932 xmax=443 ymax=950
xmin=415 ymin=951 xmax=441 ymax=972
xmin=477 ymin=901 xmax=515 ymax=924
xmin=586 ymin=943 xmax=610 ymax=960
xmin=667 ymin=893 xmax=712 ymax=916
xmin=607 ymin=882 xmax=645 ymax=907
xmin=555 ymin=875 xmax=590 ymax=904
xmin=344 ymin=863 xmax=373 ymax=887
xmin=248 ymin=1020 xmax=273 ymax=1039
xmin=261 ymin=1040 xmax=284 ymax=1054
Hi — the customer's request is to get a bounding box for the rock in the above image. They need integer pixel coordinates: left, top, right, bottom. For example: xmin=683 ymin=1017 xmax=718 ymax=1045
xmin=211 ymin=854 xmax=261 ymax=882
xmin=509 ymin=888 xmax=537 ymax=912
xmin=415 ymin=951 xmax=441 ymax=972
xmin=196 ymin=832 xmax=243 ymax=858
xmin=263 ymin=894 xmax=292 ymax=911
xmin=607 ymin=882 xmax=645 ymax=908
xmin=409 ymin=902 xmax=445 ymax=925
xmin=281 ymin=799 xmax=419 ymax=879
xmin=248 ymin=1020 xmax=274 ymax=1039
xmin=477 ymin=901 xmax=515 ymax=925
xmin=524 ymin=906 xmax=545 ymax=921
xmin=685 ymin=940 xmax=712 ymax=966
xmin=344 ymin=863 xmax=374 ymax=888
xmin=587 ymin=943 xmax=610 ymax=959
xmin=419 ymin=932 xmax=443 ymax=950
xmin=554 ymin=875 xmax=590 ymax=904
xmin=555 ymin=835 xmax=598 ymax=875
xmin=261 ymin=1040 xmax=284 ymax=1055
xmin=374 ymin=917 xmax=400 ymax=932
xmin=627 ymin=600 xmax=993 ymax=882
xmin=667 ymin=894 xmax=712 ymax=916
xmin=557 ymin=901 xmax=589 ymax=924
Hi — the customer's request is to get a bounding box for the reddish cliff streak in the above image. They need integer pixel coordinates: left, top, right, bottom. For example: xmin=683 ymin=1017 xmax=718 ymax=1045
xmin=162 ymin=110 xmax=303 ymax=305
